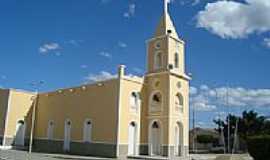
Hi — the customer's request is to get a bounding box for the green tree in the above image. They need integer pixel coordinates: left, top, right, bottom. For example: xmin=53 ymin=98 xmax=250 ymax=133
xmin=213 ymin=110 xmax=270 ymax=152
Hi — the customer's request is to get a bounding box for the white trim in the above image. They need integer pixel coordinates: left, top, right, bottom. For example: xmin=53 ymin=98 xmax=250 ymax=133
xmin=175 ymin=121 xmax=184 ymax=157
xmin=146 ymin=35 xmax=185 ymax=44
xmin=47 ymin=120 xmax=54 ymax=140
xmin=122 ymin=77 xmax=144 ymax=85
xmin=116 ymin=75 xmax=123 ymax=157
xmin=63 ymin=119 xmax=71 ymax=152
xmin=127 ymin=121 xmax=139 ymax=156
xmin=83 ymin=118 xmax=92 ymax=143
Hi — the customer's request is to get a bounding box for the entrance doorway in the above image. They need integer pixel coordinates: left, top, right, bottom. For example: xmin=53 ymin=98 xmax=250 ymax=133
xmin=14 ymin=120 xmax=26 ymax=146
xmin=149 ymin=121 xmax=161 ymax=155
xmin=128 ymin=122 xmax=137 ymax=155
xmin=63 ymin=119 xmax=71 ymax=152
xmin=175 ymin=122 xmax=183 ymax=156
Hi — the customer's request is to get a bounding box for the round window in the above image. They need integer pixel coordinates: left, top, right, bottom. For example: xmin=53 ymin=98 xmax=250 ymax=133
xmin=155 ymin=41 xmax=161 ymax=49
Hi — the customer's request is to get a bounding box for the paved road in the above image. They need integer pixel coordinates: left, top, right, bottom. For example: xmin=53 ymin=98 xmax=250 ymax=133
xmin=0 ymin=150 xmax=108 ymax=160
xmin=0 ymin=150 xmax=253 ymax=160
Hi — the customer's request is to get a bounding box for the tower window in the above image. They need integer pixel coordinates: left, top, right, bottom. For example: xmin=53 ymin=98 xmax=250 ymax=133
xmin=155 ymin=41 xmax=161 ymax=49
xmin=154 ymin=52 xmax=162 ymax=70
xmin=175 ymin=93 xmax=184 ymax=112
xmin=150 ymin=91 xmax=163 ymax=112
xmin=174 ymin=53 xmax=179 ymax=68
xmin=152 ymin=92 xmax=162 ymax=105
xmin=130 ymin=92 xmax=140 ymax=112
xmin=167 ymin=30 xmax=172 ymax=34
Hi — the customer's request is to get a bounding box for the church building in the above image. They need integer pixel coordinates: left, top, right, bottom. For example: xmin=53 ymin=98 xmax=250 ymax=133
xmin=0 ymin=2 xmax=191 ymax=159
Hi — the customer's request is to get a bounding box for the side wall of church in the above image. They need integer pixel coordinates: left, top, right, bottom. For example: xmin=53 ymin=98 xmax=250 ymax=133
xmin=33 ymin=79 xmax=119 ymax=157
xmin=1 ymin=90 xmax=35 ymax=146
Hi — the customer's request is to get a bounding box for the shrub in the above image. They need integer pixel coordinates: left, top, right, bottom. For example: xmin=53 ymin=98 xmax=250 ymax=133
xmin=197 ymin=134 xmax=215 ymax=144
xmin=247 ymin=135 xmax=270 ymax=160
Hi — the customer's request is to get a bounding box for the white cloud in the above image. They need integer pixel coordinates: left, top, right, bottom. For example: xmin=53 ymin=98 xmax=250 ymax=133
xmin=118 ymin=41 xmax=127 ymax=48
xmin=191 ymin=85 xmax=270 ymax=111
xmin=190 ymin=92 xmax=217 ymax=111
xmin=200 ymin=84 xmax=209 ymax=91
xmin=124 ymin=3 xmax=136 ymax=18
xmin=263 ymin=38 xmax=270 ymax=48
xmin=190 ymin=86 xmax=198 ymax=95
xmin=99 ymin=51 xmax=112 ymax=58
xmin=196 ymin=0 xmax=270 ymax=39
xmin=65 ymin=40 xmax=83 ymax=46
xmin=80 ymin=65 xmax=88 ymax=69
xmin=191 ymin=0 xmax=201 ymax=6
xmin=39 ymin=42 xmax=60 ymax=54
xmin=85 ymin=71 xmax=117 ymax=83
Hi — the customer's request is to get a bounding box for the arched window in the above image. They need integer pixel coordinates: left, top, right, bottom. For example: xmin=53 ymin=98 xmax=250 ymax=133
xmin=175 ymin=93 xmax=184 ymax=112
xmin=83 ymin=119 xmax=92 ymax=143
xmin=154 ymin=52 xmax=162 ymax=70
xmin=174 ymin=53 xmax=179 ymax=68
xmin=152 ymin=121 xmax=159 ymax=128
xmin=150 ymin=92 xmax=162 ymax=112
xmin=152 ymin=93 xmax=162 ymax=105
xmin=130 ymin=92 xmax=140 ymax=111
xmin=47 ymin=120 xmax=54 ymax=140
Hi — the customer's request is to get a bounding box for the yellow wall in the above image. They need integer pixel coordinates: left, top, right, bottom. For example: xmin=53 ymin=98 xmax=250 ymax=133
xmin=4 ymin=90 xmax=35 ymax=139
xmin=118 ymin=77 xmax=143 ymax=144
xmin=0 ymin=89 xmax=9 ymax=136
xmin=147 ymin=37 xmax=169 ymax=73
xmin=140 ymin=72 xmax=171 ymax=145
xmin=168 ymin=37 xmax=185 ymax=74
xmin=35 ymin=79 xmax=119 ymax=143
xmin=168 ymin=74 xmax=189 ymax=146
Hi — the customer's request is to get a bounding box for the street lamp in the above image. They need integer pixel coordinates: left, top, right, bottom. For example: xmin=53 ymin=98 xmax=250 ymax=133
xmin=29 ymin=80 xmax=44 ymax=154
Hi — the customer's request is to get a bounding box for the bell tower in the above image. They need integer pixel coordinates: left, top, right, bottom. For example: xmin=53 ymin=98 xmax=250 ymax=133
xmin=140 ymin=0 xmax=190 ymax=158
xmin=147 ymin=0 xmax=185 ymax=76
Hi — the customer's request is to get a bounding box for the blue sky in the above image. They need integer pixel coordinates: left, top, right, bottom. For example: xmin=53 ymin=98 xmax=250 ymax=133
xmin=0 ymin=0 xmax=270 ymax=128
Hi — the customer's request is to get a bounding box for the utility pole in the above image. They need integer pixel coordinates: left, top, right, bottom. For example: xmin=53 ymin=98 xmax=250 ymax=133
xmin=226 ymin=86 xmax=230 ymax=154
xmin=232 ymin=117 xmax=239 ymax=154
xmin=29 ymin=81 xmax=44 ymax=154
xmin=214 ymin=87 xmax=226 ymax=154
xmin=192 ymin=106 xmax=196 ymax=153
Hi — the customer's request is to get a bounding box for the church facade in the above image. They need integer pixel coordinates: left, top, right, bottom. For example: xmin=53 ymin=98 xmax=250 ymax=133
xmin=0 ymin=4 xmax=190 ymax=159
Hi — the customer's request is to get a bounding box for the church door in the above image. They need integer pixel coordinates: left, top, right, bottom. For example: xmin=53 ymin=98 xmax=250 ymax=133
xmin=151 ymin=122 xmax=161 ymax=155
xmin=175 ymin=125 xmax=180 ymax=155
xmin=63 ymin=120 xmax=71 ymax=152
xmin=128 ymin=122 xmax=137 ymax=155
xmin=15 ymin=120 xmax=26 ymax=146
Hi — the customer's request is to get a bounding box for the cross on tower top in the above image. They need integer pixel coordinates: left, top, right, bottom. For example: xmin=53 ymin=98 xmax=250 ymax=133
xmin=164 ymin=0 xmax=169 ymax=14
